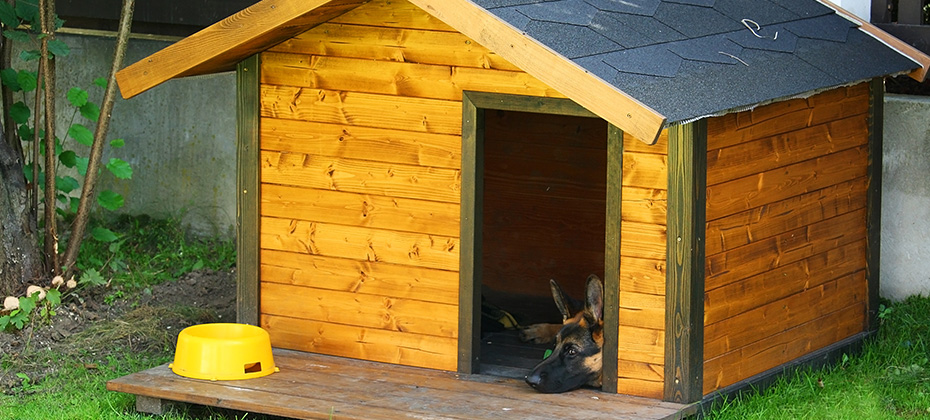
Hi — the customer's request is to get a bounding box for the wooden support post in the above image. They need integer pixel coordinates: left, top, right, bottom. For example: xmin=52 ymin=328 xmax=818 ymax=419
xmin=664 ymin=121 xmax=706 ymax=403
xmin=236 ymin=54 xmax=261 ymax=326
xmin=866 ymin=78 xmax=883 ymax=332
xmin=602 ymin=124 xmax=624 ymax=394
xmin=458 ymin=92 xmax=483 ymax=373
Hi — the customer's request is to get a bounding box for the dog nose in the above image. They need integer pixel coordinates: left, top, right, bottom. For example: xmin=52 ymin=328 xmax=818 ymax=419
xmin=525 ymin=371 xmax=546 ymax=388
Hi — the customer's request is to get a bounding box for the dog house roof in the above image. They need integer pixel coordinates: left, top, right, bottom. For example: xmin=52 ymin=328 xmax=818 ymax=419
xmin=116 ymin=0 xmax=929 ymax=144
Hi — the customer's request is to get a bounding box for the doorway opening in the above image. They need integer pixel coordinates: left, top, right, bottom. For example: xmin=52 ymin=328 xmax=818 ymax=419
xmin=459 ymin=92 xmax=619 ymax=385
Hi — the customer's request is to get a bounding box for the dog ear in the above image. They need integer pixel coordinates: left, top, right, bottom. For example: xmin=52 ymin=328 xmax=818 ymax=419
xmin=584 ymin=275 xmax=604 ymax=323
xmin=549 ymin=279 xmax=572 ymax=322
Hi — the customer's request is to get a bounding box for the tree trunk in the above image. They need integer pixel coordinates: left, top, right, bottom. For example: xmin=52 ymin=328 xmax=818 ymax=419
xmin=0 ymin=127 xmax=45 ymax=296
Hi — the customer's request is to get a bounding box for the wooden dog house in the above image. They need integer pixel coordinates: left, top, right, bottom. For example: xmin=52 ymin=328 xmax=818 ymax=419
xmin=110 ymin=0 xmax=929 ymax=414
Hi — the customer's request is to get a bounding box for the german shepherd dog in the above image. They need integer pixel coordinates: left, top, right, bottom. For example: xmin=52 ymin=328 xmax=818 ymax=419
xmin=521 ymin=275 xmax=604 ymax=393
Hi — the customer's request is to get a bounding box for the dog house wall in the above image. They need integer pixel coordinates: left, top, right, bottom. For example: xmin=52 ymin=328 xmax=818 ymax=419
xmin=249 ymin=0 xmax=672 ymax=397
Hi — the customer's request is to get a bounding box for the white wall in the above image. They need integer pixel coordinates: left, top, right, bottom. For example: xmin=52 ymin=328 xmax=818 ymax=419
xmin=881 ymin=94 xmax=930 ymax=300
xmin=831 ymin=0 xmax=871 ymax=21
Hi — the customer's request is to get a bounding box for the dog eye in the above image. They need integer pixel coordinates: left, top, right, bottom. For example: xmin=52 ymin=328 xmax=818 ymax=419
xmin=566 ymin=347 xmax=578 ymax=357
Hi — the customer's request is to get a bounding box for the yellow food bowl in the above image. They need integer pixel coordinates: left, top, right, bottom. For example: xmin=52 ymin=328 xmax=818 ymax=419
xmin=170 ymin=323 xmax=278 ymax=381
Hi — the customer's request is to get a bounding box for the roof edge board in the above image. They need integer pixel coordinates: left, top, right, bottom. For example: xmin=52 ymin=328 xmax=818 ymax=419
xmin=115 ymin=0 xmax=366 ymax=99
xmin=407 ymin=0 xmax=666 ymax=145
xmin=818 ymin=0 xmax=929 ymax=82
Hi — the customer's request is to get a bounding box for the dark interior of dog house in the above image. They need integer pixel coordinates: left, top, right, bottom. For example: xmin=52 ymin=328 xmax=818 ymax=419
xmin=478 ymin=109 xmax=608 ymax=378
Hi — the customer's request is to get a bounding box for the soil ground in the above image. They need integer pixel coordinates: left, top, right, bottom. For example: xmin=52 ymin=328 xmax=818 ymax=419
xmin=0 ymin=268 xmax=237 ymax=395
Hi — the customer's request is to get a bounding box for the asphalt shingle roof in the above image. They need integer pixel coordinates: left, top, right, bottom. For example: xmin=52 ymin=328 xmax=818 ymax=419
xmin=473 ymin=0 xmax=920 ymax=123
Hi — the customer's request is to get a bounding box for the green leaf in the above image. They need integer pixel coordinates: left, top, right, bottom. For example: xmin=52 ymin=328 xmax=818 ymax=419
xmin=17 ymin=70 xmax=36 ymax=92
xmin=109 ymin=138 xmax=125 ymax=148
xmin=18 ymin=49 xmax=39 ymax=62
xmin=93 ymin=77 xmax=107 ymax=89
xmin=47 ymin=39 xmax=69 ymax=58
xmin=80 ymin=102 xmax=100 ymax=122
xmin=68 ymin=123 xmax=93 ymax=146
xmin=56 ymin=175 xmax=79 ymax=193
xmin=91 ymin=227 xmax=118 ymax=243
xmin=22 ymin=163 xmax=33 ymax=183
xmin=0 ymin=2 xmax=17 ymax=28
xmin=17 ymin=123 xmax=32 ymax=142
xmin=46 ymin=289 xmax=61 ymax=306
xmin=14 ymin=2 xmax=37 ymax=25
xmin=105 ymin=158 xmax=132 ymax=179
xmin=69 ymin=196 xmax=79 ymax=213
xmin=1 ymin=68 xmax=19 ymax=91
xmin=75 ymin=156 xmax=89 ymax=176
xmin=59 ymin=150 xmax=77 ymax=167
xmin=18 ymin=295 xmax=36 ymax=313
xmin=10 ymin=101 xmax=29 ymax=124
xmin=79 ymin=268 xmax=106 ymax=287
xmin=97 ymin=190 xmax=124 ymax=211
xmin=2 ymin=29 xmax=29 ymax=43
xmin=67 ymin=87 xmax=88 ymax=107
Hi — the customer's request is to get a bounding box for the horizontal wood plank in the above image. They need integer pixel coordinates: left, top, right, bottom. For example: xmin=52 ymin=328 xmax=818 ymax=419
xmin=704 ymin=240 xmax=866 ymax=325
xmin=261 ymin=184 xmax=461 ymax=237
xmin=619 ymin=291 xmax=666 ymax=330
xmin=617 ymin=325 xmax=666 ymax=365
xmin=617 ymin=377 xmax=664 ymax=400
xmin=623 ymin=152 xmax=668 ymax=191
xmin=704 ymin=301 xmax=866 ymax=393
xmin=261 ymin=52 xmax=562 ymax=101
xmin=264 ymin=314 xmax=458 ymax=371
xmin=706 ymin=146 xmax=868 ymax=220
xmin=261 ymin=118 xmax=461 ymax=169
xmin=262 ymin=282 xmax=458 ymax=338
xmin=622 ymin=187 xmax=667 ymax=225
xmin=705 ymin=178 xmax=867 ymax=256
xmin=705 ymin=208 xmax=866 ymax=291
xmin=620 ymin=221 xmax=667 ymax=260
xmin=261 ymin=249 xmax=458 ymax=305
xmin=330 ymin=0 xmax=457 ymax=31
xmin=268 ymin=22 xmax=522 ymax=71
xmin=704 ymin=270 xmax=866 ymax=359
xmin=619 ymin=257 xmax=666 ymax=296
xmin=260 ymin=85 xmax=463 ymax=135
xmin=706 ymin=115 xmax=868 ymax=186
xmin=261 ymin=150 xmax=462 ymax=203
xmin=261 ymin=217 xmax=459 ymax=271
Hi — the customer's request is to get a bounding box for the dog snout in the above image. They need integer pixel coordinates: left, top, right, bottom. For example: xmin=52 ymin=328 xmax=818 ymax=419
xmin=525 ymin=370 xmax=546 ymax=389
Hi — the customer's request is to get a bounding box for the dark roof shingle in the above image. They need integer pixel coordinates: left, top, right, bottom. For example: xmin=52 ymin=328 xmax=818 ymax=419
xmin=474 ymin=0 xmax=920 ymax=123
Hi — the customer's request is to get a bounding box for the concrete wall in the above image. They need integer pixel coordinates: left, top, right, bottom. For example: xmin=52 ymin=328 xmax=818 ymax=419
xmin=881 ymin=94 xmax=930 ymax=300
xmin=39 ymin=32 xmax=237 ymax=238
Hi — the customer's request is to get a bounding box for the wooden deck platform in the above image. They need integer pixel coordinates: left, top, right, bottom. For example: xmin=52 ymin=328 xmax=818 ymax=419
xmin=107 ymin=349 xmax=695 ymax=419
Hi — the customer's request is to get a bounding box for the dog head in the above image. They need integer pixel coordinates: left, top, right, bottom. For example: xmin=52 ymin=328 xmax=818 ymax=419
xmin=525 ymin=275 xmax=604 ymax=393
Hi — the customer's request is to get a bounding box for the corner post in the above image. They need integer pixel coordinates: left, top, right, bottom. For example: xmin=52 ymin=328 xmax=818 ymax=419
xmin=664 ymin=120 xmax=706 ymax=403
xmin=866 ymin=78 xmax=883 ymax=332
xmin=236 ymin=54 xmax=261 ymax=326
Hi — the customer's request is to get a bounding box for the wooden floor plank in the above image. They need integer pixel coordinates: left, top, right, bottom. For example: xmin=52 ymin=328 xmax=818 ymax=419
xmin=107 ymin=349 xmax=692 ymax=420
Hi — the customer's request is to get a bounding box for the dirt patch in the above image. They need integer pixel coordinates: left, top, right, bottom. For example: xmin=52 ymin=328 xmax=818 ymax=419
xmin=0 ymin=268 xmax=237 ymax=394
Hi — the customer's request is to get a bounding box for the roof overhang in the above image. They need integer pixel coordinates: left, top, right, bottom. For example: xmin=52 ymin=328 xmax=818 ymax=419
xmin=115 ymin=0 xmax=367 ymax=100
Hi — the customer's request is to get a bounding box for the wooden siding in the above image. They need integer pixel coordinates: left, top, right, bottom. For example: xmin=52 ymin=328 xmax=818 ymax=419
xmin=618 ymin=130 xmax=669 ymax=399
xmin=257 ymin=0 xmax=578 ymax=373
xmin=702 ymin=84 xmax=871 ymax=394
xmin=257 ymin=0 xmax=669 ymax=397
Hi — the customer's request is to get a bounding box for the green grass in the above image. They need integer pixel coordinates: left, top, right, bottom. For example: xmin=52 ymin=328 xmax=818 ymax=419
xmin=76 ymin=215 xmax=236 ymax=291
xmin=705 ymin=296 xmax=930 ymax=419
